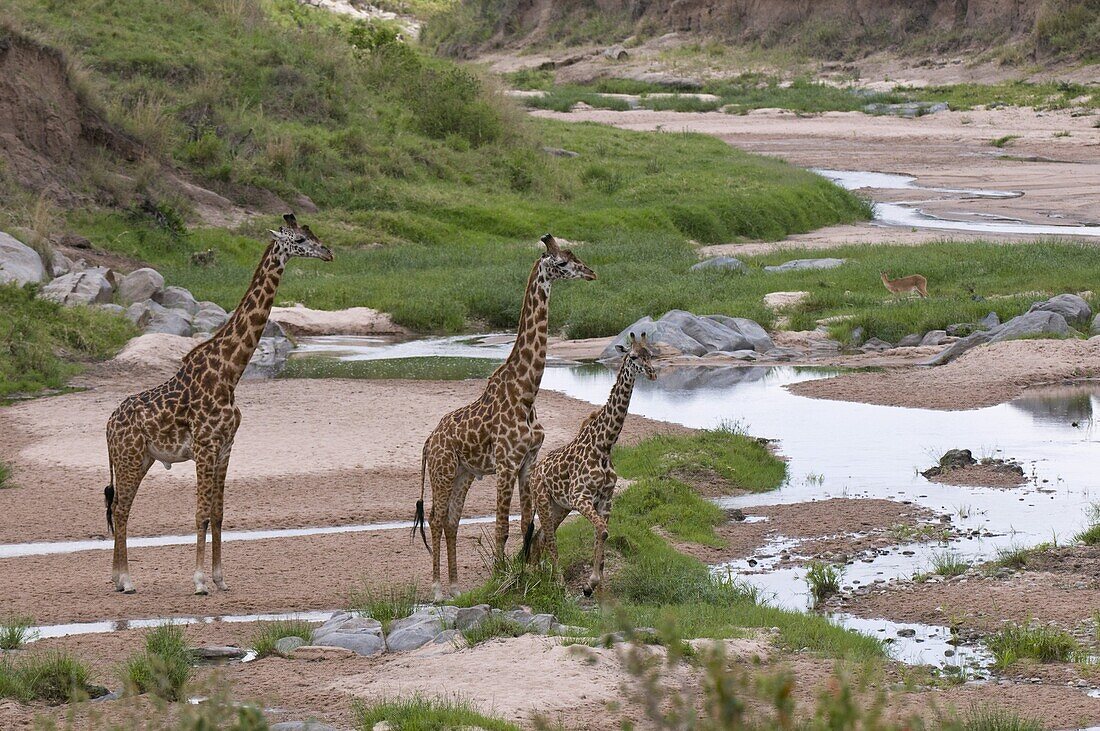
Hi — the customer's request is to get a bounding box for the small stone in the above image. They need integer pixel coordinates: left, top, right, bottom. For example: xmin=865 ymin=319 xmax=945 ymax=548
xmin=274 ymin=636 xmax=306 ymax=655
xmin=690 ymin=256 xmax=747 ymax=274
xmin=897 ymin=628 xmax=917 ymax=638
xmin=290 ymin=645 xmax=357 ymax=660
xmin=270 ymin=722 xmax=339 ymax=731
xmin=154 ymin=285 xmax=199 ymax=314
xmin=191 ymin=645 xmax=246 ymax=660
xmin=455 ymin=605 xmax=490 ymax=632
xmin=117 ymin=268 xmax=165 ymax=305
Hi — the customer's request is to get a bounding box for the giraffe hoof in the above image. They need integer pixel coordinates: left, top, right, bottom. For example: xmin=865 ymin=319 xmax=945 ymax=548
xmin=122 ymin=587 xmax=136 ymax=595
xmin=194 ymin=587 xmax=209 ymax=596
xmin=215 ymin=581 xmax=229 ymax=592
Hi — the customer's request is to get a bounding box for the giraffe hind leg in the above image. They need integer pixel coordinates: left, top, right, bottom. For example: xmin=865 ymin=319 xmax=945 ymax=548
xmin=108 ymin=450 xmax=151 ymax=594
xmin=210 ymin=454 xmax=231 ymax=591
xmin=427 ymin=453 xmax=457 ymax=603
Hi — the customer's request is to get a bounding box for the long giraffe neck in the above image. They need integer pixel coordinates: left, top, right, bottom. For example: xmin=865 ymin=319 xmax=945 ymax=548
xmin=583 ymin=363 xmax=638 ymax=454
xmin=201 ymin=242 xmax=286 ymax=386
xmin=494 ymin=258 xmax=551 ymax=404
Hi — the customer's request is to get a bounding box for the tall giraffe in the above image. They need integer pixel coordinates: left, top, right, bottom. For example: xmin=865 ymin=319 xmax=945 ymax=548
xmin=522 ymin=332 xmax=656 ymax=596
xmin=413 ymin=234 xmax=596 ymax=601
xmin=104 ymin=214 xmax=332 ymax=595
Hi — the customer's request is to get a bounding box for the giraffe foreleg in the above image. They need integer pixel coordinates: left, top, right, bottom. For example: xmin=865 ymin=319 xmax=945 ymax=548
xmin=427 ymin=451 xmax=456 ymax=603
xmin=493 ymin=464 xmax=518 ymax=562
xmin=108 ymin=446 xmax=150 ymax=594
xmin=574 ymin=498 xmax=609 ymax=597
xmin=210 ymin=451 xmax=231 ymax=591
xmin=192 ymin=444 xmax=221 ymax=596
xmin=516 ymin=437 xmax=543 ymax=545
xmin=445 ymin=469 xmax=476 ymax=598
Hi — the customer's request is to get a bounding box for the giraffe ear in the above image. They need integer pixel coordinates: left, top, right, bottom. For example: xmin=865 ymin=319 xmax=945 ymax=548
xmin=540 ymin=233 xmax=560 ymax=256
xmin=283 ymin=213 xmax=299 ymax=229
xmin=268 ymin=230 xmax=281 ymax=238
xmin=615 ymin=344 xmax=627 ymax=354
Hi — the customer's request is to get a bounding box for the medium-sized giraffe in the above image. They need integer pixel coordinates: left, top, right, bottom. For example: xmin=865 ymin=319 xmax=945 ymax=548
xmin=413 ymin=234 xmax=596 ymax=602
xmin=104 ymin=214 xmax=332 ymax=595
xmin=522 ymin=332 xmax=656 ymax=596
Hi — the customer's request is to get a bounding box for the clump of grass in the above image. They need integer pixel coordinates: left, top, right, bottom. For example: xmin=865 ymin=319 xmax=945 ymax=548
xmin=955 ymin=704 xmax=1044 ymax=731
xmin=990 ymin=134 xmax=1021 ymax=148
xmin=121 ymin=623 xmax=192 ymax=701
xmin=0 ymin=462 xmax=11 ymax=489
xmin=0 ymin=651 xmax=92 ymax=704
xmin=354 ymin=695 xmax=520 ymax=731
xmin=612 ymin=429 xmax=787 ymax=494
xmin=461 ymin=616 xmax=526 ymax=646
xmin=805 ymin=561 xmax=844 ymax=605
xmin=930 ymin=549 xmax=970 ymax=578
xmin=992 ymin=542 xmax=1052 ymax=571
xmin=250 ymin=619 xmax=315 ymax=659
xmin=985 ymin=621 xmax=1079 ymax=668
xmin=1075 ymin=502 xmax=1100 ymax=545
xmin=0 ymin=615 xmax=37 ymax=650
xmin=348 ymin=582 xmax=424 ymax=629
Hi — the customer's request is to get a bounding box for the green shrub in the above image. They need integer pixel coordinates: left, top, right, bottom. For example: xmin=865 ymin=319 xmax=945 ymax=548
xmin=805 ymin=561 xmax=844 ymax=604
xmin=355 ymin=695 xmax=520 ymax=731
xmin=985 ymin=621 xmax=1079 ymax=668
xmin=122 ymin=623 xmax=192 ymax=701
xmin=348 ymin=582 xmax=424 ymax=630
xmin=461 ymin=616 xmax=526 ymax=646
xmin=250 ymin=619 xmax=316 ymax=659
xmin=0 ymin=651 xmax=91 ymax=704
xmin=0 ymin=615 xmax=36 ymax=650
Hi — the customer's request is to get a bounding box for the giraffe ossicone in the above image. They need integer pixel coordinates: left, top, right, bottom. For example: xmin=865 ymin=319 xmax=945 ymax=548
xmin=104 ymin=214 xmax=332 ymax=595
xmin=523 ymin=331 xmax=657 ymax=596
xmin=413 ymin=234 xmax=597 ymax=602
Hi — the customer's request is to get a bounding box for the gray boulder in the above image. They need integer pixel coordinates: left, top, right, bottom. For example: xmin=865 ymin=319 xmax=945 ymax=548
xmin=39 ymin=267 xmax=114 ymax=306
xmin=274 ymin=636 xmax=306 ymax=655
xmin=602 ymin=45 xmax=628 ymax=60
xmin=49 ymin=250 xmax=71 ymax=278
xmin=690 ymin=256 xmax=746 ymax=274
xmin=924 ymin=311 xmax=1071 ymax=366
xmin=270 ymin=723 xmax=338 ymax=731
xmin=145 ymin=307 xmax=193 ymax=337
xmin=764 ymin=346 xmax=802 ymax=361
xmin=0 ymin=232 xmax=46 ymax=286
xmin=763 ymin=258 xmax=846 ymax=273
xmin=117 ymin=268 xmax=165 ymax=305
xmin=386 ymin=621 xmax=444 ymax=652
xmin=96 ymin=303 xmax=127 ymax=317
xmin=659 ymin=310 xmax=751 ymax=353
xmin=1029 ymin=294 xmax=1091 ymax=327
xmin=920 ymin=330 xmax=948 ymax=347
xmin=433 ymin=629 xmax=461 ymax=645
xmin=860 ymin=337 xmax=893 ymax=352
xmin=154 ymin=285 xmax=199 ymax=314
xmin=311 ymin=615 xmax=384 ymax=657
xmin=191 ymin=646 xmax=246 ymax=660
xmin=979 ymin=312 xmax=1001 ymax=329
xmin=705 ymin=315 xmax=774 ymax=352
xmin=898 ymin=334 xmax=923 ymax=347
xmin=1092 ymin=314 xmax=1100 ymax=337
xmin=600 ymin=315 xmax=705 ymax=358
xmin=527 ymin=614 xmax=556 ymax=634
xmin=455 ymin=604 xmax=490 ymax=632
xmin=192 ymin=301 xmax=229 ymax=334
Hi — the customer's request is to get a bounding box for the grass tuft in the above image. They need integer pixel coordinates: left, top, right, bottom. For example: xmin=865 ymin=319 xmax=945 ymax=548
xmin=0 ymin=462 xmax=11 ymax=489
xmin=990 ymin=135 xmax=1021 ymax=148
xmin=354 ymin=695 xmax=521 ymax=731
xmin=0 ymin=615 xmax=37 ymax=650
xmin=805 ymin=561 xmax=844 ymax=605
xmin=0 ymin=651 xmax=91 ymax=704
xmin=930 ymin=549 xmax=971 ymax=578
xmin=985 ymin=621 xmax=1079 ymax=668
xmin=957 ymin=704 xmax=1045 ymax=731
xmin=250 ymin=619 xmax=316 ymax=659
xmin=348 ymin=582 xmax=425 ymax=630
xmin=121 ymin=623 xmax=192 ymax=701
xmin=460 ymin=615 xmax=526 ymax=646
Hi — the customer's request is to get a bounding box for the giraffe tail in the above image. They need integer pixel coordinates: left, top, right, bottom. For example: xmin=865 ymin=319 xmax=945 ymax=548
xmin=412 ymin=444 xmax=430 ymax=554
xmin=520 ymin=520 xmax=536 ymax=562
xmin=104 ymin=456 xmax=115 ymax=535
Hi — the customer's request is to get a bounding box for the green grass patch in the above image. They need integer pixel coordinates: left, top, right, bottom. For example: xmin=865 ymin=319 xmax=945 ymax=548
xmin=985 ymin=621 xmax=1080 ymax=668
xmin=455 ymin=432 xmax=882 ymax=661
xmin=0 ymin=615 xmax=37 ymax=650
xmin=930 ymin=549 xmax=971 ymax=578
xmin=0 ymin=284 xmax=135 ymax=398
xmin=354 ymin=695 xmax=520 ymax=731
xmin=281 ymin=356 xmax=501 ymax=381
xmin=0 ymin=462 xmax=11 ymax=489
xmin=348 ymin=582 xmax=425 ymax=630
xmin=956 ymin=704 xmax=1045 ymax=731
xmin=0 ymin=651 xmax=92 ymax=704
xmin=1076 ymin=523 xmax=1100 ymax=545
xmin=991 ymin=542 xmax=1053 ymax=572
xmin=805 ymin=561 xmax=844 ymax=605
xmin=613 ymin=427 xmax=787 ymax=494
xmin=991 ymin=135 xmax=1021 ymax=148
xmin=460 ymin=615 xmax=527 ymax=646
xmin=121 ymin=623 xmax=192 ymax=701
xmin=250 ymin=619 xmax=316 ymax=659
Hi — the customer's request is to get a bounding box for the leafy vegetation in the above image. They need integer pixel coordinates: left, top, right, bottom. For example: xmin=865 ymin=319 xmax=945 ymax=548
xmin=0 ymin=461 xmax=11 ymax=489
xmin=805 ymin=561 xmax=844 ymax=605
xmin=348 ymin=582 xmax=424 ymax=630
xmin=1075 ymin=503 xmax=1100 ymax=545
xmin=460 ymin=615 xmax=527 ymax=646
xmin=121 ymin=623 xmax=192 ymax=701
xmin=455 ymin=432 xmax=883 ymax=661
xmin=0 ymin=284 xmax=135 ymax=398
xmin=0 ymin=651 xmax=92 ymax=704
xmin=355 ymin=695 xmax=521 ymax=731
xmin=281 ymin=356 xmax=501 ymax=381
xmin=985 ymin=621 xmax=1080 ymax=668
xmin=929 ymin=549 xmax=971 ymax=578
xmin=0 ymin=615 xmax=37 ymax=650
xmin=250 ymin=619 xmax=316 ymax=659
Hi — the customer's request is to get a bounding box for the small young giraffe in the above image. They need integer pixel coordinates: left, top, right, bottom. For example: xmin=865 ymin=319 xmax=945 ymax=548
xmin=413 ymin=234 xmax=596 ymax=602
xmin=104 ymin=214 xmax=332 ymax=595
xmin=522 ymin=332 xmax=657 ymax=596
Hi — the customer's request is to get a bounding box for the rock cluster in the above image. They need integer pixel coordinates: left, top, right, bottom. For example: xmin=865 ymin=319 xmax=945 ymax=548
xmin=296 ymin=606 xmax=570 ymax=658
xmin=602 ymin=310 xmax=775 ymax=360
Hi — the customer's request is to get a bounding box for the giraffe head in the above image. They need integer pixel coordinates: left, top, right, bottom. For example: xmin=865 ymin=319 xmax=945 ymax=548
xmin=615 ymin=331 xmax=657 ymax=381
xmin=269 ymin=213 xmax=334 ymax=262
xmin=539 ymin=234 xmax=596 ymax=282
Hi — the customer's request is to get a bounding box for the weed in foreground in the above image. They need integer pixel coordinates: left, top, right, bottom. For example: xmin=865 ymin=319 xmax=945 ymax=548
xmin=930 ymin=549 xmax=970 ymax=578
xmin=0 ymin=651 xmax=92 ymax=704
xmin=990 ymin=135 xmax=1021 ymax=148
xmin=348 ymin=582 xmax=425 ymax=630
xmin=250 ymin=619 xmax=316 ymax=659
xmin=0 ymin=615 xmax=37 ymax=650
xmin=957 ymin=704 xmax=1044 ymax=731
xmin=121 ymin=623 xmax=192 ymax=701
xmin=354 ymin=695 xmax=521 ymax=731
xmin=0 ymin=461 xmax=11 ymax=488
xmin=461 ymin=616 xmax=527 ymax=647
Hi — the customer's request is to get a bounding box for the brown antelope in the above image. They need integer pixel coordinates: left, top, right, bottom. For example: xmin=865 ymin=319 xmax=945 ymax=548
xmin=881 ymin=271 xmax=928 ymax=298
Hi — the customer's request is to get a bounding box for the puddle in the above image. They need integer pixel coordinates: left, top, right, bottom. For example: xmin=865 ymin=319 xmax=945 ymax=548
xmin=815 ymin=169 xmax=1100 ymax=237
xmin=0 ymin=514 xmax=512 ymax=559
xmin=831 ymin=614 xmax=992 ymax=670
xmin=30 ymin=610 xmax=336 ymax=642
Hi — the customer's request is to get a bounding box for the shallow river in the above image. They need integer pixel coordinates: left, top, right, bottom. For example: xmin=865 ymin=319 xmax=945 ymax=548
xmin=287 ymin=334 xmax=1100 ymax=670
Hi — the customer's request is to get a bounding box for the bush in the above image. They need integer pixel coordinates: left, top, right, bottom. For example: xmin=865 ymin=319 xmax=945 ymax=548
xmin=250 ymin=619 xmax=316 ymax=659
xmin=0 ymin=615 xmax=36 ymax=650
xmin=0 ymin=651 xmax=91 ymax=704
xmin=985 ymin=621 xmax=1079 ymax=668
xmin=805 ymin=561 xmax=844 ymax=605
